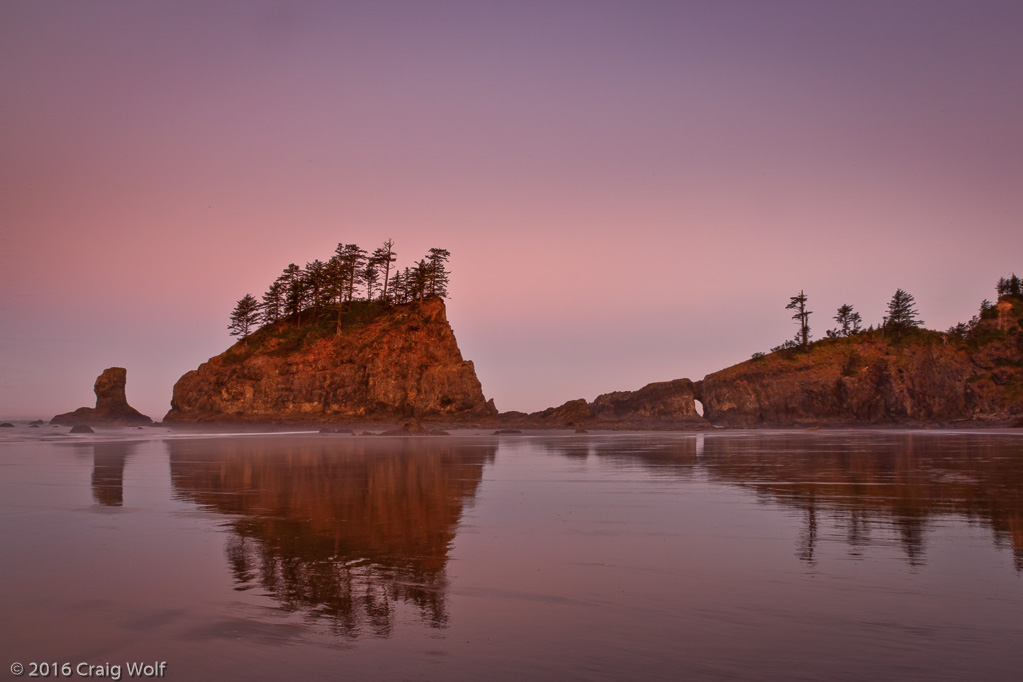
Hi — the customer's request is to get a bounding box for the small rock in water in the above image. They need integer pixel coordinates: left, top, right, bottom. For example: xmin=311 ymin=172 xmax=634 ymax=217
xmin=0 ymin=423 xmax=14 ymax=428
xmin=70 ymin=425 xmax=94 ymax=433
xmin=493 ymin=429 xmax=522 ymax=435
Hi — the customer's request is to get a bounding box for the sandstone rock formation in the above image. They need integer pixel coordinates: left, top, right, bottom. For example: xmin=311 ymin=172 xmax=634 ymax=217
xmin=694 ymin=295 xmax=1023 ymax=427
xmin=164 ymin=297 xmax=497 ymax=424
xmin=51 ymin=368 xmax=153 ymax=426
xmin=519 ymin=379 xmax=709 ymax=428
xmin=592 ymin=379 xmax=703 ymax=422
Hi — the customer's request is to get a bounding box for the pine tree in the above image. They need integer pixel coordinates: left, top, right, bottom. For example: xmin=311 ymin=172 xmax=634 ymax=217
xmin=833 ymin=304 xmax=862 ymax=337
xmin=997 ymin=273 xmax=1022 ymax=296
xmin=303 ymin=260 xmax=328 ymax=316
xmin=363 ymin=260 xmax=380 ymax=301
xmin=411 ymin=261 xmax=429 ymax=301
xmin=334 ymin=243 xmax=367 ymax=304
xmin=425 ymin=248 xmax=451 ymax=298
xmin=785 ymin=291 xmax=812 ymax=349
xmin=885 ymin=288 xmax=922 ymax=339
xmin=371 ymin=239 xmax=397 ymax=303
xmin=261 ymin=280 xmax=285 ymax=324
xmin=229 ymin=294 xmax=261 ymax=345
xmin=280 ymin=263 xmax=307 ymax=322
xmin=388 ymin=269 xmax=407 ymax=305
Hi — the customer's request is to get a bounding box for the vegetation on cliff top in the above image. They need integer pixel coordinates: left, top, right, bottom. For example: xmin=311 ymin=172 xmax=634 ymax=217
xmin=758 ymin=274 xmax=1021 ymax=362
xmin=229 ymin=240 xmax=452 ymax=344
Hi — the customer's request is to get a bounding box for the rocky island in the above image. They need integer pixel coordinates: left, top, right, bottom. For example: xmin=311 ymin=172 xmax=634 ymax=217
xmin=164 ymin=296 xmax=496 ymax=424
xmin=51 ymin=367 xmax=153 ymax=426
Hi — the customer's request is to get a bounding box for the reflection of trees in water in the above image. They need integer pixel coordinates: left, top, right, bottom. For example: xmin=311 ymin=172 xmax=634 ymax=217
xmin=87 ymin=442 xmax=138 ymax=506
xmin=701 ymin=433 xmax=1023 ymax=569
xmin=167 ymin=437 xmax=495 ymax=637
xmin=540 ymin=436 xmax=699 ymax=477
xmin=541 ymin=433 xmax=1023 ymax=570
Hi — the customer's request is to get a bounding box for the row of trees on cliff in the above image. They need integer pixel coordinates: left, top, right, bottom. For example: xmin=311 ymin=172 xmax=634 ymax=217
xmin=228 ymin=241 xmax=451 ymax=341
xmin=761 ymin=272 xmax=1020 ymax=358
xmin=771 ymin=288 xmax=921 ymax=355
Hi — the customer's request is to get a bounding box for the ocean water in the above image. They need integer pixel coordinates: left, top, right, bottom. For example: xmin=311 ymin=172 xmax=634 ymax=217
xmin=1 ymin=426 xmax=1021 ymax=681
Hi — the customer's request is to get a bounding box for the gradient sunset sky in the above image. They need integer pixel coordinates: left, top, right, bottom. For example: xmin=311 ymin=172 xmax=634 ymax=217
xmin=2 ymin=1 xmax=1022 ymax=420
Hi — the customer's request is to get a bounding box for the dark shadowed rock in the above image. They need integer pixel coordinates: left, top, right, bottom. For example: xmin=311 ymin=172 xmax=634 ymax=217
xmin=51 ymin=368 xmax=153 ymax=426
xmin=381 ymin=419 xmax=449 ymax=436
xmin=521 ymin=380 xmax=710 ymax=429
xmin=0 ymin=423 xmax=13 ymax=428
xmin=70 ymin=425 xmax=95 ymax=433
xmin=592 ymin=379 xmax=703 ymax=422
xmin=531 ymin=398 xmax=593 ymax=425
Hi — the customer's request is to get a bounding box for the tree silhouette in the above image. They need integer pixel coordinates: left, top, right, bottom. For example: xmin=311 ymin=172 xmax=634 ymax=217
xmin=371 ymin=239 xmax=397 ymax=303
xmin=304 ymin=260 xmax=328 ymax=316
xmin=281 ymin=263 xmax=307 ymax=323
xmin=232 ymin=240 xmax=453 ymax=338
xmin=997 ymin=274 xmax=1022 ymax=296
xmin=885 ymin=289 xmax=922 ymax=339
xmin=334 ymin=244 xmax=367 ymax=305
xmin=261 ymin=280 xmax=284 ymax=324
xmin=426 ymin=248 xmax=451 ymax=298
xmin=786 ymin=291 xmax=812 ymax=349
xmin=363 ymin=260 xmax=380 ymax=301
xmin=229 ymin=294 xmax=261 ymax=345
xmin=833 ymin=304 xmax=862 ymax=337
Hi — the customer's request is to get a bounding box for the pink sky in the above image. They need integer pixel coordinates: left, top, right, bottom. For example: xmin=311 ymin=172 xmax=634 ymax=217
xmin=2 ymin=1 xmax=1022 ymax=420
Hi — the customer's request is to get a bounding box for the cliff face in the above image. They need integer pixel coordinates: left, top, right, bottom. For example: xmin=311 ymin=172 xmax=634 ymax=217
xmin=164 ymin=297 xmax=497 ymax=423
xmin=592 ymin=379 xmax=702 ymax=421
xmin=695 ymin=296 xmax=1023 ymax=427
xmin=51 ymin=367 xmax=152 ymax=426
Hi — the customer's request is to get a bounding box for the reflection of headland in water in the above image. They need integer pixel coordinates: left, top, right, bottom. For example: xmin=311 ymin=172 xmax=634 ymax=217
xmin=167 ymin=436 xmax=496 ymax=637
xmin=540 ymin=432 xmax=1023 ymax=570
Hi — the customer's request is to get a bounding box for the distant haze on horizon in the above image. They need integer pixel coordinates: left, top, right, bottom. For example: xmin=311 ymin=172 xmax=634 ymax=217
xmin=2 ymin=0 xmax=1022 ymax=420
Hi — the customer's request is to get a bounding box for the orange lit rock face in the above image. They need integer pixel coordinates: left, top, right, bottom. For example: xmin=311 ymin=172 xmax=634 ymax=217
xmin=164 ymin=297 xmax=497 ymax=423
xmin=695 ymin=296 xmax=1023 ymax=427
xmin=51 ymin=367 xmax=153 ymax=426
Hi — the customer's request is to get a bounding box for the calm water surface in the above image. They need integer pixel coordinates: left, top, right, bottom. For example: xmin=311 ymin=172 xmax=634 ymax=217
xmin=1 ymin=428 xmax=1021 ymax=681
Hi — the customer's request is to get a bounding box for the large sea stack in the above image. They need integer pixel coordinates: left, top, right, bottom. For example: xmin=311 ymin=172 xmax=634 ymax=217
xmin=164 ymin=296 xmax=497 ymax=424
xmin=51 ymin=367 xmax=153 ymax=426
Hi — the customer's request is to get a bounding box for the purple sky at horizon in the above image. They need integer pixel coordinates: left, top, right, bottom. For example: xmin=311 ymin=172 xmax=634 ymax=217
xmin=2 ymin=1 xmax=1022 ymax=420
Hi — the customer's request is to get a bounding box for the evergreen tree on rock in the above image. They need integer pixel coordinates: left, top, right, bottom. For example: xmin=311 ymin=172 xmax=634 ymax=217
xmin=786 ymin=290 xmax=812 ymax=349
xmin=229 ymin=294 xmax=261 ymax=346
xmin=885 ymin=288 xmax=922 ymax=339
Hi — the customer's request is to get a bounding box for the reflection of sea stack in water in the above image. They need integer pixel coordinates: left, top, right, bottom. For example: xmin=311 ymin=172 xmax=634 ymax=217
xmin=168 ymin=437 xmax=496 ymax=634
xmin=91 ymin=442 xmax=136 ymax=506
xmin=51 ymin=368 xmax=152 ymax=426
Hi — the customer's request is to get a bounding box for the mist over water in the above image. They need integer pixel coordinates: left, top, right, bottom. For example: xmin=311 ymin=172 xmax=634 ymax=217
xmin=2 ymin=429 xmax=1022 ymax=680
